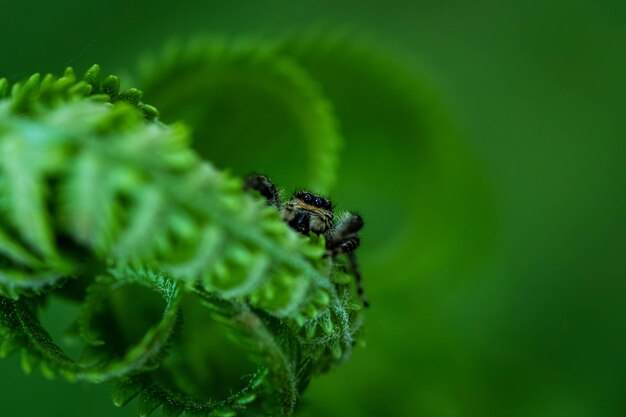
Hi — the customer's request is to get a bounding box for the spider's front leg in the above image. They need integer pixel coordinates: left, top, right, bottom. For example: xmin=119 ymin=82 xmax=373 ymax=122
xmin=325 ymin=213 xmax=363 ymax=253
xmin=244 ymin=174 xmax=280 ymax=208
xmin=325 ymin=213 xmax=369 ymax=308
xmin=326 ymin=235 xmax=361 ymax=258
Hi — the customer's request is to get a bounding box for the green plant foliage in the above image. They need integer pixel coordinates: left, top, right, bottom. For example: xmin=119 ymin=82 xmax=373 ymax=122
xmin=134 ymin=35 xmax=492 ymax=280
xmin=134 ymin=38 xmax=342 ymax=194
xmin=275 ymin=35 xmax=493 ymax=273
xmin=0 ymin=54 xmax=363 ymax=416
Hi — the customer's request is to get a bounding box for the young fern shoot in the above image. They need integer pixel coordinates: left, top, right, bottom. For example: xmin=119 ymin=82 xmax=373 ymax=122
xmin=0 ymin=48 xmax=366 ymax=417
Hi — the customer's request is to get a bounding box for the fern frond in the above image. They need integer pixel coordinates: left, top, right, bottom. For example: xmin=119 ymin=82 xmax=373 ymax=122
xmin=135 ymin=38 xmax=343 ymax=194
xmin=0 ymin=267 xmax=181 ymax=383
xmin=0 ymin=61 xmax=363 ymax=417
xmin=112 ymin=288 xmax=306 ymax=417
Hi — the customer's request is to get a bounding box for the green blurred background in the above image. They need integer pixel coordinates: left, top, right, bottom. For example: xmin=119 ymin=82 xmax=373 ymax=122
xmin=1 ymin=1 xmax=625 ymax=416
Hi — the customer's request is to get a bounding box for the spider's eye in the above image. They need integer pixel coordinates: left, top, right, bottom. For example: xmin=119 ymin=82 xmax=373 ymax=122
xmin=314 ymin=197 xmax=323 ymax=207
xmin=303 ymin=193 xmax=312 ymax=203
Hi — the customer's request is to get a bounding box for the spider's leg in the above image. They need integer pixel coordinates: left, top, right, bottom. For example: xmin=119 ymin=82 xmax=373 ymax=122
xmin=325 ymin=213 xmax=368 ymax=306
xmin=326 ymin=213 xmax=363 ymax=248
xmin=326 ymin=236 xmax=369 ymax=308
xmin=326 ymin=236 xmax=361 ymax=257
xmin=244 ymin=174 xmax=280 ymax=208
xmin=348 ymin=251 xmax=369 ymax=308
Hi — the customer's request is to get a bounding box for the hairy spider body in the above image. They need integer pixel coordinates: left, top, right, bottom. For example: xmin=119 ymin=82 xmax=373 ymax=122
xmin=282 ymin=194 xmax=334 ymax=235
xmin=245 ymin=174 xmax=369 ymax=307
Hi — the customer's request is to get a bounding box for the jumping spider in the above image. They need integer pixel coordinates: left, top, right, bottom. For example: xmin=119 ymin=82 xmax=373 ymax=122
xmin=244 ymin=174 xmax=369 ymax=307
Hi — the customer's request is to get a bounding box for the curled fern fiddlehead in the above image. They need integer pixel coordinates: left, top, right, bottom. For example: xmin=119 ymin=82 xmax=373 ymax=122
xmin=0 ymin=39 xmax=363 ymax=417
xmin=135 ymin=38 xmax=342 ymax=194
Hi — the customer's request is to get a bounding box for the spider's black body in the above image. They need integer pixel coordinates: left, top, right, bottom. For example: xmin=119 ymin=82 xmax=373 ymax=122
xmin=244 ymin=174 xmax=369 ymax=307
